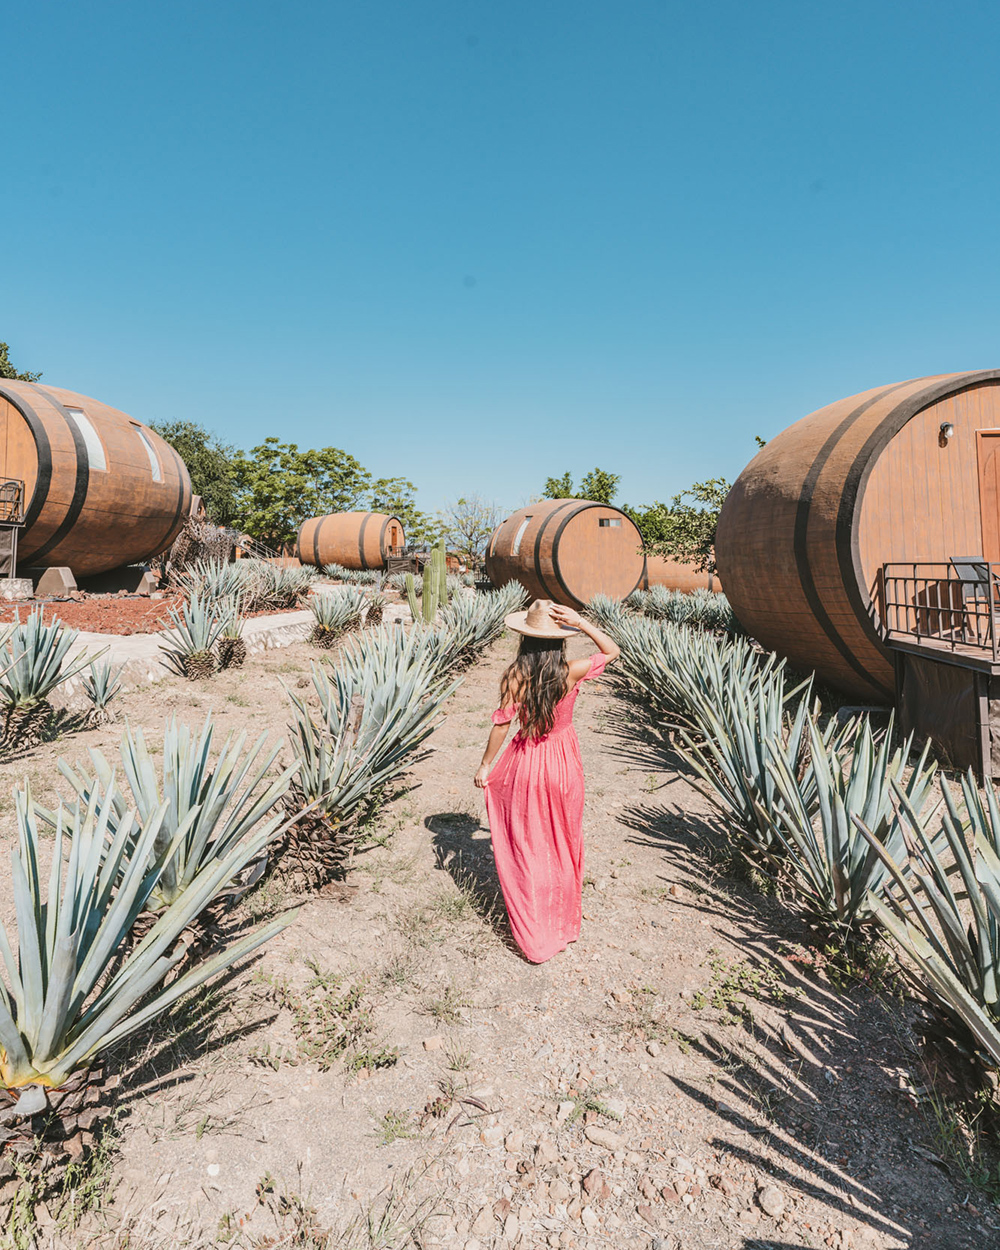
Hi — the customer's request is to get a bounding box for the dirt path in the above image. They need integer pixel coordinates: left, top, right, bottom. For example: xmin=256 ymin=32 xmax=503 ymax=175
xmin=7 ymin=632 xmax=997 ymax=1248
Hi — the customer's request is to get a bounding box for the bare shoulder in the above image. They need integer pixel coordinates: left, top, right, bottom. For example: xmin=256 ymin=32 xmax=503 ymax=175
xmin=567 ymin=656 xmax=593 ymax=682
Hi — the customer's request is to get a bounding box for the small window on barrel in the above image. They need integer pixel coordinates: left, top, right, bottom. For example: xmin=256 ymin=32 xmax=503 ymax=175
xmin=598 ymin=518 xmax=621 ymax=528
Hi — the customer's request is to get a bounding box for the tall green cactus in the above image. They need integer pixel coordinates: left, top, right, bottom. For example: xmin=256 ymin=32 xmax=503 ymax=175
xmin=421 ymin=559 xmax=438 ymax=623
xmin=435 ymin=538 xmax=448 ymax=608
xmin=405 ymin=572 xmax=420 ymax=622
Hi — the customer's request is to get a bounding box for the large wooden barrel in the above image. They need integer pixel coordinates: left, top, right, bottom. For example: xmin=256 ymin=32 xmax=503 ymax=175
xmin=296 ymin=511 xmax=404 ymax=570
xmin=485 ymin=500 xmax=645 ymax=608
xmin=642 ymin=554 xmax=721 ymax=594
xmin=716 ymin=370 xmax=1000 ymax=701
xmin=0 ymin=380 xmax=191 ymax=577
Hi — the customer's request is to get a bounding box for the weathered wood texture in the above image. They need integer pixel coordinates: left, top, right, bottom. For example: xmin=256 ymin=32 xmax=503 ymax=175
xmin=0 ymin=381 xmax=191 ymax=577
xmin=642 ymin=554 xmax=722 ymax=594
xmin=716 ymin=370 xmax=1000 ymax=701
xmin=296 ymin=512 xmax=404 ymax=570
xmin=485 ymin=500 xmax=645 ymax=609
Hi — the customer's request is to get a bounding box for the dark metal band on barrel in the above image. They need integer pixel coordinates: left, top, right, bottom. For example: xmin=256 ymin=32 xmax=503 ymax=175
xmin=357 ymin=513 xmax=371 ymax=570
xmin=0 ymin=382 xmax=53 ymax=547
xmin=20 ymin=385 xmax=90 ymax=565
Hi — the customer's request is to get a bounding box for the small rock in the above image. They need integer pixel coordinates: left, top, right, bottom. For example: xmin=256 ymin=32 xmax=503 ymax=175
xmin=671 ymin=1154 xmax=694 ymax=1174
xmin=585 ymin=1125 xmax=624 ymax=1151
xmin=758 ymin=1185 xmax=785 ymax=1219
xmin=505 ymin=1130 xmax=524 ymax=1154
xmin=581 ymin=1206 xmax=600 ymax=1231
xmin=536 ymin=1138 xmax=558 ymax=1165
xmin=534 ymin=1042 xmax=554 ymax=1060
xmin=581 ymin=1168 xmax=606 ymax=1196
xmin=548 ymin=1179 xmax=571 ymax=1203
xmin=423 ymin=1036 xmax=445 ymax=1051
xmin=556 ymin=1100 xmax=575 ymax=1123
xmin=480 ymin=1126 xmax=504 ymax=1149
xmin=637 ymin=1204 xmax=658 ymax=1227
xmin=660 ymin=1186 xmax=680 ymax=1204
xmin=493 ymin=1198 xmax=511 ymax=1221
xmin=604 ymin=1097 xmax=628 ymax=1120
xmin=206 ymin=1163 xmax=220 ymax=1177
xmin=646 ymin=1041 xmax=661 ymax=1058
xmin=503 ymin=1212 xmax=519 ymax=1240
xmin=471 ymin=1207 xmax=492 ymax=1236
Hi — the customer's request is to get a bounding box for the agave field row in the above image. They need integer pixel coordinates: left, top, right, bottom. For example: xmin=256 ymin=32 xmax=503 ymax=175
xmin=588 ymin=593 xmax=1000 ymax=1076
xmin=0 ymin=576 xmax=526 ymax=1207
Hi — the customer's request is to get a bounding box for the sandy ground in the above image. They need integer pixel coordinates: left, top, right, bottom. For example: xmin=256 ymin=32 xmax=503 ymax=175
xmin=0 ymin=628 xmax=996 ymax=1249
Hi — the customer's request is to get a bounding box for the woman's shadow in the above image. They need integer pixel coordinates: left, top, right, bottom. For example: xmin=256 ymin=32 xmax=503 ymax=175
xmin=426 ymin=811 xmax=523 ymax=956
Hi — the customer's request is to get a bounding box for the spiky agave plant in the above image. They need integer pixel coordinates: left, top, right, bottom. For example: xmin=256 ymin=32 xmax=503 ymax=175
xmin=0 ymin=610 xmax=95 ymax=749
xmin=283 ymin=627 xmax=458 ymax=883
xmin=858 ymin=773 xmax=1000 ymax=1071
xmin=217 ymin=595 xmax=248 ymax=669
xmin=160 ymin=591 xmax=226 ymax=679
xmin=81 ymin=658 xmax=126 ymax=727
xmin=310 ymin=588 xmax=365 ymax=648
xmin=50 ymin=715 xmax=298 ymax=921
xmin=0 ymin=782 xmax=297 ymax=1180
xmin=365 ymin=591 xmax=387 ymax=628
xmin=763 ymin=714 xmax=938 ymax=935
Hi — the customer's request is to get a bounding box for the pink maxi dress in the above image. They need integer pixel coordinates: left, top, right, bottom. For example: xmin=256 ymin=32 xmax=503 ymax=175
xmin=484 ymin=652 xmax=608 ymax=963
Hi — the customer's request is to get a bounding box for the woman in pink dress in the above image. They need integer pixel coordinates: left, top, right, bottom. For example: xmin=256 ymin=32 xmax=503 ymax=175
xmin=474 ymin=599 xmax=620 ymax=963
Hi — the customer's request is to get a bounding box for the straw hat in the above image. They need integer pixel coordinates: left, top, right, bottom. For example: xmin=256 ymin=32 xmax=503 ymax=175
xmin=504 ymin=598 xmax=579 ymax=639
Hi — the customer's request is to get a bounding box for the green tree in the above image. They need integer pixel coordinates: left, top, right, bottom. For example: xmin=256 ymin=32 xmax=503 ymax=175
xmin=233 ymin=439 xmax=371 ymax=549
xmin=624 ymin=477 xmax=731 ymax=573
xmin=0 ymin=342 xmax=41 ymax=382
xmin=368 ymin=476 xmax=434 ymax=546
xmin=542 ymin=467 xmax=621 ymax=505
xmin=437 ymin=495 xmax=505 ymax=564
xmin=151 ymin=420 xmax=240 ymax=525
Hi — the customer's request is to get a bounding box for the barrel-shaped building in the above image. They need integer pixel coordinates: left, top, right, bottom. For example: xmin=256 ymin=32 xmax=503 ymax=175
xmin=0 ymin=380 xmax=191 ymax=577
xmin=716 ymin=370 xmax=1000 ymax=702
xmin=296 ymin=511 xmax=404 ymax=570
xmin=486 ymin=499 xmax=645 ymax=608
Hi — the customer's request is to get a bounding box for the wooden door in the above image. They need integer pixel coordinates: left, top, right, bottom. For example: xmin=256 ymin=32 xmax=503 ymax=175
xmin=978 ymin=431 xmax=1000 ymax=563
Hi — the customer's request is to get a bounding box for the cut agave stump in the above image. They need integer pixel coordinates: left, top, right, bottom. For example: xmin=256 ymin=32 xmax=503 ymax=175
xmin=0 ymin=380 xmax=191 ymax=578
xmin=0 ymin=1064 xmax=120 ymax=1204
xmin=297 ymin=511 xmax=405 ymax=571
xmin=310 ymin=626 xmax=340 ymax=649
xmin=2 ymin=700 xmax=52 ymax=751
xmin=218 ymin=638 xmax=247 ymax=668
xmin=485 ymin=500 xmax=644 ymax=609
xmin=184 ymin=651 xmax=217 ymax=680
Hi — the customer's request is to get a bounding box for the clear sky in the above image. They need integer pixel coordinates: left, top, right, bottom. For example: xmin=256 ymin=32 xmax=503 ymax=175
xmin=4 ymin=1 xmax=1000 ymax=515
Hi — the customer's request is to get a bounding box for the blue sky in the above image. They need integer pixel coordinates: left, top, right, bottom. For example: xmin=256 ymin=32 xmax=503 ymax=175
xmin=4 ymin=1 xmax=1000 ymax=515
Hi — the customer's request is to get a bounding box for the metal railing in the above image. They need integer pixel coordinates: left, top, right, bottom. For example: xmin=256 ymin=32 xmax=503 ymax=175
xmin=881 ymin=561 xmax=1000 ymax=661
xmin=0 ymin=478 xmax=25 ymax=526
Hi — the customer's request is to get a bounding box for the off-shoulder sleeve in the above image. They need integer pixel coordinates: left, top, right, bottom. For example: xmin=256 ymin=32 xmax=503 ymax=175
xmin=582 ymin=652 xmax=609 ymax=681
xmin=491 ymin=704 xmax=518 ymax=725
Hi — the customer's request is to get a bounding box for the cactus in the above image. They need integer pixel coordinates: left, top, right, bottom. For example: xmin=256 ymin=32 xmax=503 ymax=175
xmin=435 ymin=539 xmax=448 ymax=608
xmin=405 ymin=572 xmax=421 ymax=622
xmin=421 ymin=559 xmax=438 ymax=623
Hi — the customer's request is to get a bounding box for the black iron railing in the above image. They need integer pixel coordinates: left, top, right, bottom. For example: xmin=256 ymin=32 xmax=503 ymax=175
xmin=881 ymin=560 xmax=1000 ymax=661
xmin=0 ymin=478 xmax=25 ymax=526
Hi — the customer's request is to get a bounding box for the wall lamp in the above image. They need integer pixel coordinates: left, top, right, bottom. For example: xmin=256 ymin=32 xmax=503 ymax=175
xmin=939 ymin=421 xmax=955 ymax=447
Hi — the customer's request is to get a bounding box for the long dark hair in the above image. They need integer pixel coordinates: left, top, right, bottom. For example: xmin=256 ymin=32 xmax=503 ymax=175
xmin=499 ymin=635 xmax=569 ymax=739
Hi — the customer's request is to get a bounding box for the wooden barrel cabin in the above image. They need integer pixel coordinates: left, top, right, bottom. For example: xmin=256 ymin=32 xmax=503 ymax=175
xmin=716 ymin=369 xmax=1000 ymax=703
xmin=642 ymin=554 xmax=721 ymax=594
xmin=0 ymin=380 xmax=191 ymax=577
xmin=296 ymin=511 xmax=404 ymax=570
xmin=485 ymin=499 xmax=645 ymax=608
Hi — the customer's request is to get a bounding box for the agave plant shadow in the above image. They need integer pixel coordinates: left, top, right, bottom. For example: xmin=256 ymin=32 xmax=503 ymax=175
xmin=426 ymin=812 xmax=520 ymax=955
xmin=108 ymin=956 xmax=275 ymax=1112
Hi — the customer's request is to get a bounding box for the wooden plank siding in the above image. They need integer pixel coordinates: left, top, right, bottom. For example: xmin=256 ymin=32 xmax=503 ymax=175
xmin=716 ymin=371 xmax=1000 ymax=701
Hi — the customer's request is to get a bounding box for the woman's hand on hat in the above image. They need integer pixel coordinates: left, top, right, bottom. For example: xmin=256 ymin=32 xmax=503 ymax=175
xmin=550 ymin=604 xmax=582 ymax=629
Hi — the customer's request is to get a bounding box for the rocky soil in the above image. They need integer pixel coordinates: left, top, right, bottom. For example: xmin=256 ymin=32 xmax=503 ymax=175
xmin=0 ymin=627 xmax=996 ymax=1249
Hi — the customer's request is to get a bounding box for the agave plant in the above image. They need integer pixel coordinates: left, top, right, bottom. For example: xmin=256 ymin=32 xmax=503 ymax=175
xmin=160 ymin=591 xmax=226 ymax=678
xmin=81 ymin=659 xmax=126 ymax=727
xmin=284 ymin=627 xmax=459 ymax=883
xmin=859 ymin=773 xmax=1000 ymax=1067
xmin=763 ymin=714 xmax=938 ymax=931
xmin=217 ymin=595 xmax=248 ymax=669
xmin=0 ymin=786 xmax=296 ymax=1172
xmin=310 ymin=588 xmax=365 ymax=648
xmin=365 ymin=591 xmax=387 ymax=628
xmin=50 ymin=716 xmax=298 ymax=918
xmin=588 ymin=594 xmax=632 ymax=634
xmin=0 ymin=609 xmax=96 ymax=748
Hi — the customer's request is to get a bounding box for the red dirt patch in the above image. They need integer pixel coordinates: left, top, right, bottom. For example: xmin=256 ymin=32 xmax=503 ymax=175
xmin=0 ymin=595 xmax=184 ymax=635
